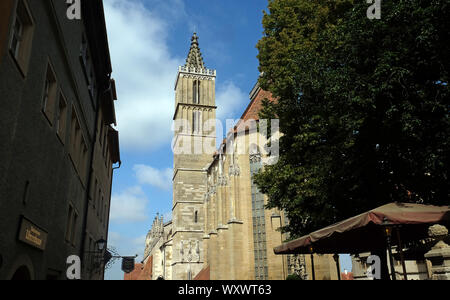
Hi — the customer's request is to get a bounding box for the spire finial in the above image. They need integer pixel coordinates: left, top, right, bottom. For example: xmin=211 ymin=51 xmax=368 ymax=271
xmin=185 ymin=32 xmax=205 ymax=69
xmin=191 ymin=32 xmax=198 ymax=44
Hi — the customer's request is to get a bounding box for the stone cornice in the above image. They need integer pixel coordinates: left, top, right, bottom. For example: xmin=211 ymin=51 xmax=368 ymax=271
xmin=172 ymin=200 xmax=205 ymax=210
xmin=217 ymin=225 xmax=229 ymax=231
xmin=173 ymin=102 xmax=217 ymax=120
xmin=227 ymin=219 xmax=244 ymax=225
xmin=171 ymin=134 xmax=217 ymax=155
xmin=172 ymin=168 xmax=208 ymax=181
xmin=171 ymin=261 xmax=204 ymax=267
xmin=172 ymin=229 xmax=204 ymax=235
xmin=174 ymin=67 xmax=216 ymax=91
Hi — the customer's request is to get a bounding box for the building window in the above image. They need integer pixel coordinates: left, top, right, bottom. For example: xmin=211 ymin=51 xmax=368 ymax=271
xmin=193 ymin=80 xmax=200 ymax=104
xmin=79 ymin=33 xmax=97 ymax=101
xmin=192 ymin=111 xmax=196 ymax=133
xmin=70 ymin=108 xmax=89 ymax=182
xmin=42 ymin=64 xmax=57 ymax=124
xmin=92 ymin=178 xmax=98 ymax=208
xmin=56 ymin=92 xmax=67 ymax=142
xmin=88 ymin=69 xmax=97 ymax=100
xmin=81 ymin=142 xmax=88 ymax=174
xmin=80 ymin=34 xmax=88 ymax=67
xmin=10 ymin=13 xmax=23 ymax=59
xmin=22 ymin=180 xmax=30 ymax=204
xmin=194 ymin=211 xmax=198 ymax=223
xmin=70 ymin=211 xmax=78 ymax=246
xmin=104 ymin=203 xmax=108 ymax=227
xmin=250 ymin=150 xmax=268 ymax=280
xmin=70 ymin=112 xmax=81 ymax=164
xmin=65 ymin=205 xmax=73 ymax=242
xmin=65 ymin=204 xmax=78 ymax=246
xmin=97 ymin=188 xmax=102 ymax=217
xmin=9 ymin=0 xmax=34 ymax=75
xmin=100 ymin=195 xmax=104 ymax=223
xmin=192 ymin=111 xmax=202 ymax=134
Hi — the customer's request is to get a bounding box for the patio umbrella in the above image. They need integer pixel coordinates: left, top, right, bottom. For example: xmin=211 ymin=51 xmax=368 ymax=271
xmin=274 ymin=202 xmax=450 ymax=279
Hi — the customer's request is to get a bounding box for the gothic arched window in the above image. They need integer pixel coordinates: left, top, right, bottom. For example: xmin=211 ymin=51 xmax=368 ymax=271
xmin=193 ymin=80 xmax=200 ymax=104
xmin=249 ymin=147 xmax=268 ymax=280
xmin=198 ymin=81 xmax=201 ymax=103
xmin=193 ymin=110 xmax=202 ymax=134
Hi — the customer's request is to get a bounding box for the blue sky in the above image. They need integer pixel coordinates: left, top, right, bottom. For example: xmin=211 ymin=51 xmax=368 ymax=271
xmin=103 ymin=0 xmax=352 ymax=280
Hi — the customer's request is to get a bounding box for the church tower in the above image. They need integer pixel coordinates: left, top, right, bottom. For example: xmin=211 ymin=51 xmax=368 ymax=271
xmin=171 ymin=33 xmax=217 ymax=280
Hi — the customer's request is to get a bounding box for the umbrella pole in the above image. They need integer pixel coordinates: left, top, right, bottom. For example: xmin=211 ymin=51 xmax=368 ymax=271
xmin=333 ymin=254 xmax=341 ymax=280
xmin=395 ymin=226 xmax=408 ymax=280
xmin=308 ymin=246 xmax=316 ymax=280
xmin=386 ymin=233 xmax=397 ymax=280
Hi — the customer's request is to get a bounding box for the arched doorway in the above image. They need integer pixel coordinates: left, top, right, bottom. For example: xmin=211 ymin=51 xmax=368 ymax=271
xmin=11 ymin=266 xmax=32 ymax=280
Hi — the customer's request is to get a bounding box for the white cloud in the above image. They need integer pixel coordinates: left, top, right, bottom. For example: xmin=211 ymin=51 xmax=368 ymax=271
xmin=216 ymin=80 xmax=248 ymax=122
xmin=104 ymin=0 xmax=184 ymax=151
xmin=110 ymin=186 xmax=149 ymax=223
xmin=133 ymin=164 xmax=172 ymax=190
xmin=131 ymin=234 xmax=148 ymax=258
xmin=107 ymin=231 xmax=122 ymax=246
xmin=104 ymin=0 xmax=249 ymax=152
xmin=104 ymin=0 xmax=250 ymax=153
xmin=214 ymin=80 xmax=248 ymax=144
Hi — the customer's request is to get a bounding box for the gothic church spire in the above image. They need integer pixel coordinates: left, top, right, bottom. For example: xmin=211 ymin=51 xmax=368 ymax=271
xmin=184 ymin=32 xmax=205 ymax=70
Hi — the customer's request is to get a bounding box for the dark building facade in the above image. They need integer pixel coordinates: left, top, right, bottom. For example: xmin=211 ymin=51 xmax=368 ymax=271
xmin=0 ymin=0 xmax=120 ymax=280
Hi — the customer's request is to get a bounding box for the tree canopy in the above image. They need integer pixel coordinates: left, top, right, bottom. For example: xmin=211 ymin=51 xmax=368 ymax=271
xmin=255 ymin=0 xmax=450 ymax=237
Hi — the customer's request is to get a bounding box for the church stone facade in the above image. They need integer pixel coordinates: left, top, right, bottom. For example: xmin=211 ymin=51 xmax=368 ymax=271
xmin=171 ymin=32 xmax=217 ymax=280
xmin=141 ymin=33 xmax=338 ymax=280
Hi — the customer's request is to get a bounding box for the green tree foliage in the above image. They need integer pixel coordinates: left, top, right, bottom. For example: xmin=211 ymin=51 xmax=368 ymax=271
xmin=286 ymin=273 xmax=303 ymax=280
xmin=255 ymin=0 xmax=450 ymax=238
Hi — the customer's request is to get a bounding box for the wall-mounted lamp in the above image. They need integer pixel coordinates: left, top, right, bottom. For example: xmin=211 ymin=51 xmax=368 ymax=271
xmin=384 ymin=225 xmax=393 ymax=237
xmin=95 ymin=238 xmax=107 ymax=252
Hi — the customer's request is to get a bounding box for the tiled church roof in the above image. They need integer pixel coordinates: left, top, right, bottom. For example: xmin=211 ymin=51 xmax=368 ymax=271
xmin=239 ymin=83 xmax=277 ymax=123
xmin=214 ymin=82 xmax=277 ymax=156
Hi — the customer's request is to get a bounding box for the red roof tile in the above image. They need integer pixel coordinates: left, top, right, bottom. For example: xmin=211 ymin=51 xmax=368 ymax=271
xmin=240 ymin=88 xmax=276 ymax=123
xmin=341 ymin=272 xmax=354 ymax=280
xmin=137 ymin=256 xmax=153 ymax=280
xmin=123 ymin=263 xmax=143 ymax=280
xmin=194 ymin=266 xmax=210 ymax=280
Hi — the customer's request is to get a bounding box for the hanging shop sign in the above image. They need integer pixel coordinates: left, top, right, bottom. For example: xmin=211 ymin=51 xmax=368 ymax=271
xmin=121 ymin=256 xmax=135 ymax=274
